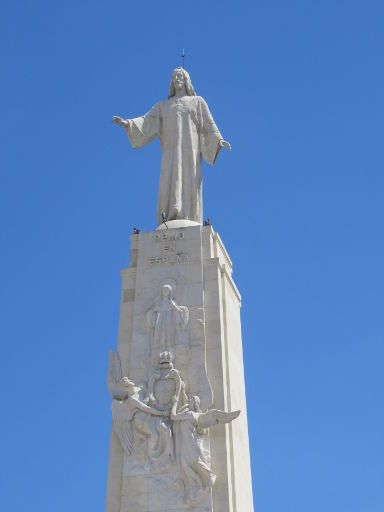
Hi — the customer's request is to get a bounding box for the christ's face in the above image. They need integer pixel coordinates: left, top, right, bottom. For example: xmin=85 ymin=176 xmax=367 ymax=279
xmin=173 ymin=71 xmax=185 ymax=91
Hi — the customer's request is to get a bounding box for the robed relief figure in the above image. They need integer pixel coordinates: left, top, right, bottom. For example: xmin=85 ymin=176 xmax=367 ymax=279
xmin=113 ymin=67 xmax=231 ymax=225
xmin=108 ymin=352 xmax=174 ymax=469
xmin=146 ymin=284 xmax=189 ymax=352
xmin=171 ymin=391 xmax=241 ymax=503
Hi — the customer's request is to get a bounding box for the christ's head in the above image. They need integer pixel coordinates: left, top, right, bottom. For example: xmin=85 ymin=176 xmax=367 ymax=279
xmin=169 ymin=67 xmax=196 ymax=98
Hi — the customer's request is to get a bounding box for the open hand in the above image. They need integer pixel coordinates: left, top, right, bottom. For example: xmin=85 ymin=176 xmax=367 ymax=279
xmin=220 ymin=139 xmax=231 ymax=150
xmin=112 ymin=116 xmax=128 ymax=128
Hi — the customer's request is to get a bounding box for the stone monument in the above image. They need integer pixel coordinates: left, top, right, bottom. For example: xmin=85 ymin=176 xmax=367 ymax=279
xmin=107 ymin=67 xmax=254 ymax=512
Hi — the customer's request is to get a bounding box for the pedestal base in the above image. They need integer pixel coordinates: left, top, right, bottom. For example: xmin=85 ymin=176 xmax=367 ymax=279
xmin=106 ymin=225 xmax=253 ymax=512
xmin=156 ymin=219 xmax=201 ymax=230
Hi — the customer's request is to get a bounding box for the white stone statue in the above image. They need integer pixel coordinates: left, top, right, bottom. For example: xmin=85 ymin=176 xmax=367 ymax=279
xmin=146 ymin=284 xmax=189 ymax=352
xmin=171 ymin=389 xmax=241 ymax=503
xmin=113 ymin=67 xmax=231 ymax=225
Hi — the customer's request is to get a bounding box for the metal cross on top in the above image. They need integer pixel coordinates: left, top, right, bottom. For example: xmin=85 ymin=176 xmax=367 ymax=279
xmin=181 ymin=49 xmax=186 ymax=68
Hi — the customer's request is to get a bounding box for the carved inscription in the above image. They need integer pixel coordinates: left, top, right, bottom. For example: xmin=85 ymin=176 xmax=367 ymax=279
xmin=154 ymin=232 xmax=185 ymax=242
xmin=149 ymin=254 xmax=191 ymax=265
xmin=149 ymin=231 xmax=191 ymax=265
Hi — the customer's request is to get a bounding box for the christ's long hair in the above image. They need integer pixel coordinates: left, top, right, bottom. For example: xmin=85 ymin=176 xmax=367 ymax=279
xmin=168 ymin=67 xmax=196 ymax=98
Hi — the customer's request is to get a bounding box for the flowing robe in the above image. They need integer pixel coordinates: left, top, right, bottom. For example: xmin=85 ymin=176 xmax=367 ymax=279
xmin=112 ymin=397 xmax=174 ymax=467
xmin=172 ymin=410 xmax=216 ymax=502
xmin=146 ymin=296 xmax=189 ymax=351
xmin=124 ymin=95 xmax=223 ymax=224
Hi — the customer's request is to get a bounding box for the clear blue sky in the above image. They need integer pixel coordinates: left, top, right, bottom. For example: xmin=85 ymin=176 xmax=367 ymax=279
xmin=1 ymin=1 xmax=383 ymax=511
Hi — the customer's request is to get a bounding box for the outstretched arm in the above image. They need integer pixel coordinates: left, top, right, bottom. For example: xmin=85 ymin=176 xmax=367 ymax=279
xmin=171 ymin=395 xmax=192 ymax=422
xmin=112 ymin=103 xmax=160 ymax=149
xmin=170 ymin=378 xmax=189 ymax=421
xmin=199 ymin=97 xmax=230 ymax=164
xmin=130 ymin=397 xmax=166 ymax=416
xmin=172 ymin=410 xmax=193 ymax=421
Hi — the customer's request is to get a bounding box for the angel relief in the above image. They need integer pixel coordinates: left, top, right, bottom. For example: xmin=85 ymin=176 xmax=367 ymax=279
xmin=171 ymin=388 xmax=240 ymax=502
xmin=108 ymin=350 xmax=241 ymax=504
xmin=108 ymin=351 xmax=174 ymax=470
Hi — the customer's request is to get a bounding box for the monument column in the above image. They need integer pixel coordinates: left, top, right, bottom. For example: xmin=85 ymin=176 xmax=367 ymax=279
xmin=107 ymin=66 xmax=254 ymax=512
xmin=106 ymin=223 xmax=253 ymax=512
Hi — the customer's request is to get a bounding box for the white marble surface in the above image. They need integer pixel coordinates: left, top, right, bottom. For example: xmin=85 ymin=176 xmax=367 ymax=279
xmin=106 ymin=225 xmax=254 ymax=512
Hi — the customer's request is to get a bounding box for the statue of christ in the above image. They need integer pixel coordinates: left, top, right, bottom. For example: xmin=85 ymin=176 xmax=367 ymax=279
xmin=113 ymin=67 xmax=231 ymax=225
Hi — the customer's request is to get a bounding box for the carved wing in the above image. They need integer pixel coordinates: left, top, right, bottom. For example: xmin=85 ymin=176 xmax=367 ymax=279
xmin=112 ymin=400 xmax=134 ymax=455
xmin=197 ymin=409 xmax=241 ymax=429
xmin=113 ymin=418 xmax=134 ymax=455
xmin=108 ymin=351 xmax=122 ymax=384
xmin=108 ymin=351 xmax=130 ymax=399
xmin=121 ymin=419 xmax=134 ymax=455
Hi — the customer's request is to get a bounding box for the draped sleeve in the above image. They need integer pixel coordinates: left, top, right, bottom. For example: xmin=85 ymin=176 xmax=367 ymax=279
xmin=198 ymin=97 xmax=223 ymax=165
xmin=124 ymin=102 xmax=160 ymax=149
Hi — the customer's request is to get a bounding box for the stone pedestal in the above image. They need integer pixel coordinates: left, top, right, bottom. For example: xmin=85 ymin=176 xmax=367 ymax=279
xmin=106 ymin=224 xmax=254 ymax=512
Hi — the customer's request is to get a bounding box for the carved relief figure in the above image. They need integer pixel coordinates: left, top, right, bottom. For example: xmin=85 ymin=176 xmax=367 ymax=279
xmin=113 ymin=67 xmax=231 ymax=225
xmin=146 ymin=284 xmax=189 ymax=352
xmin=171 ymin=388 xmax=241 ymax=503
xmin=108 ymin=351 xmax=240 ymax=503
xmin=108 ymin=352 xmax=173 ymax=467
